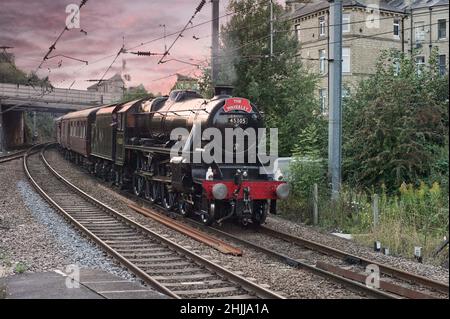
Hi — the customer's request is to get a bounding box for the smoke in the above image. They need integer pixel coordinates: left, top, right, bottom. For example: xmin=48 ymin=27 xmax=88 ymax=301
xmin=215 ymin=32 xmax=239 ymax=86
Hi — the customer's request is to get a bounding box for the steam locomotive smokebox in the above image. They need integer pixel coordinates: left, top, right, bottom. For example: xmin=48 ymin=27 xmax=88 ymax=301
xmin=214 ymin=85 xmax=234 ymax=97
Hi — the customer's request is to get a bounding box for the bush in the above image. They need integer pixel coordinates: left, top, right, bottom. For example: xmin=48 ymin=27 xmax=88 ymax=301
xmin=343 ymin=49 xmax=449 ymax=192
xmin=278 ymin=157 xmax=326 ymax=222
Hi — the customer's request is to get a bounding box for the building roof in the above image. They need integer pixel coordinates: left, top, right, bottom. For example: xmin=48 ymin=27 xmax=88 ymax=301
xmin=387 ymin=0 xmax=449 ymax=10
xmin=287 ymin=0 xmax=408 ymax=19
xmin=87 ymin=73 xmax=124 ymax=90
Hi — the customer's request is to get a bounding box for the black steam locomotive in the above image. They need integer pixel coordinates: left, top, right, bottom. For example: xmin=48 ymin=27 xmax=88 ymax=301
xmin=56 ymin=89 xmax=289 ymax=226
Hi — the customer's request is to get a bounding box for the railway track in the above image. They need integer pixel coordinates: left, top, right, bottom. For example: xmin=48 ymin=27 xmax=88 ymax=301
xmin=44 ymin=145 xmax=449 ymax=299
xmin=126 ymin=194 xmax=449 ymax=299
xmin=24 ymin=145 xmax=283 ymax=299
xmin=0 ymin=148 xmax=30 ymax=164
xmin=129 ymin=204 xmax=398 ymax=299
xmin=209 ymin=224 xmax=448 ymax=299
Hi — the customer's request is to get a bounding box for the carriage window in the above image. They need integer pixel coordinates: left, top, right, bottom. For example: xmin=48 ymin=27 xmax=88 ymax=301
xmin=118 ymin=114 xmax=125 ymax=131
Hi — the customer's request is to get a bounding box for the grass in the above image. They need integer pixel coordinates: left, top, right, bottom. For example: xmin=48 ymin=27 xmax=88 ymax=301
xmin=13 ymin=262 xmax=27 ymax=274
xmin=279 ymin=181 xmax=449 ymax=266
xmin=0 ymin=251 xmax=12 ymax=268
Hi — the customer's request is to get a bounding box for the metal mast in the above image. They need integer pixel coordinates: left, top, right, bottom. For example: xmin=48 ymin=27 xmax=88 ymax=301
xmin=270 ymin=0 xmax=274 ymax=58
xmin=211 ymin=0 xmax=220 ymax=86
xmin=328 ymin=0 xmax=343 ymax=199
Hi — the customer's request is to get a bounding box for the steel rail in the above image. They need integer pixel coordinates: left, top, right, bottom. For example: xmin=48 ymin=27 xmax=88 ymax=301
xmin=128 ymin=204 xmax=440 ymax=299
xmin=0 ymin=148 xmax=30 ymax=163
xmin=49 ymin=144 xmax=447 ymax=299
xmin=128 ymin=203 xmax=243 ymax=256
xmin=186 ymin=218 xmax=400 ymax=299
xmin=24 ymin=145 xmax=179 ymax=298
xmin=25 ymin=144 xmax=283 ymax=299
xmin=122 ymin=197 xmax=441 ymax=299
xmin=117 ymin=192 xmax=398 ymax=299
xmin=126 ymin=188 xmax=447 ymax=298
xmin=258 ymin=226 xmax=449 ymax=295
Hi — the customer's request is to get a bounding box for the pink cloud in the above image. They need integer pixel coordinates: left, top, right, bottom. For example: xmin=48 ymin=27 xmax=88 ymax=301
xmin=0 ymin=0 xmax=279 ymax=95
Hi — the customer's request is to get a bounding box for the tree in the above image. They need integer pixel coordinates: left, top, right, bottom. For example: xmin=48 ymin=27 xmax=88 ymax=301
xmin=120 ymin=84 xmax=153 ymax=103
xmin=343 ymin=49 xmax=449 ymax=191
xmin=209 ymin=0 xmax=319 ymax=156
xmin=198 ymin=66 xmax=214 ymax=99
xmin=0 ymin=55 xmax=51 ymax=86
xmin=292 ymin=119 xmax=327 ymax=159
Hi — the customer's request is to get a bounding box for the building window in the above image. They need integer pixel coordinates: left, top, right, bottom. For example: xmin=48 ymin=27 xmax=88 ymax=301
xmin=319 ymin=89 xmax=328 ymax=115
xmin=319 ymin=49 xmax=326 ymax=74
xmin=295 ymin=24 xmax=301 ymax=42
xmin=393 ymin=19 xmax=400 ymax=38
xmin=438 ymin=19 xmax=447 ymax=39
xmin=416 ymin=56 xmax=425 ymax=75
xmin=439 ymin=55 xmax=447 ymax=75
xmin=343 ymin=14 xmax=351 ymax=33
xmin=319 ymin=16 xmax=326 ymax=36
xmin=342 ymin=87 xmax=350 ymax=106
xmin=342 ymin=48 xmax=351 ymax=73
xmin=415 ymin=21 xmax=425 ymax=43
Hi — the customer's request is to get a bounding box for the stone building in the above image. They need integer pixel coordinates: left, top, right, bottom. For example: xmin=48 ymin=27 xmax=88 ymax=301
xmin=286 ymin=0 xmax=449 ymax=114
xmin=393 ymin=0 xmax=449 ymax=75
xmin=87 ymin=73 xmax=125 ymax=95
xmin=171 ymin=73 xmax=200 ymax=91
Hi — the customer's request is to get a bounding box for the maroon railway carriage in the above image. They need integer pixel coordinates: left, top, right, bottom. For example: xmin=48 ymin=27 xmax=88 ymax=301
xmin=58 ymin=107 xmax=103 ymax=161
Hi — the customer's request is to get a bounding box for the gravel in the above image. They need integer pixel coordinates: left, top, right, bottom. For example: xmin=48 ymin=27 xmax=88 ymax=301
xmin=44 ymin=149 xmax=368 ymax=299
xmin=42 ymin=148 xmax=450 ymax=298
xmin=0 ymin=158 xmax=137 ymax=283
xmin=16 ymin=179 xmax=135 ymax=280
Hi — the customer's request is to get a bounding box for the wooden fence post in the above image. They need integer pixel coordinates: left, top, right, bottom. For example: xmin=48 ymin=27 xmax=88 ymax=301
xmin=372 ymin=194 xmax=379 ymax=229
xmin=313 ymin=183 xmax=319 ymax=225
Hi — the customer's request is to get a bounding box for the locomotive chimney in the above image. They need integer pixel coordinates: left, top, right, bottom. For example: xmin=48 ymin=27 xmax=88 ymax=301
xmin=214 ymin=85 xmax=234 ymax=97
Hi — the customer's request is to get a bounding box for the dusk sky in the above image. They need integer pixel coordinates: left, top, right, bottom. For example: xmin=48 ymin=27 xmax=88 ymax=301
xmin=0 ymin=0 xmax=284 ymax=95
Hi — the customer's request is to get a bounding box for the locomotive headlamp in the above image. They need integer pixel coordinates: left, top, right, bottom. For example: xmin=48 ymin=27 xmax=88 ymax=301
xmin=276 ymin=183 xmax=290 ymax=200
xmin=212 ymin=183 xmax=228 ymax=200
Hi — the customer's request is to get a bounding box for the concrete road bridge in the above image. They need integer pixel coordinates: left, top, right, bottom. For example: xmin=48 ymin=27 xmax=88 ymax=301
xmin=0 ymin=82 xmax=122 ymax=152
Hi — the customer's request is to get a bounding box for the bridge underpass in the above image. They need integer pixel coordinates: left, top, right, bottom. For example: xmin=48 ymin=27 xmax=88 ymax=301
xmin=0 ymin=83 xmax=122 ymax=152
